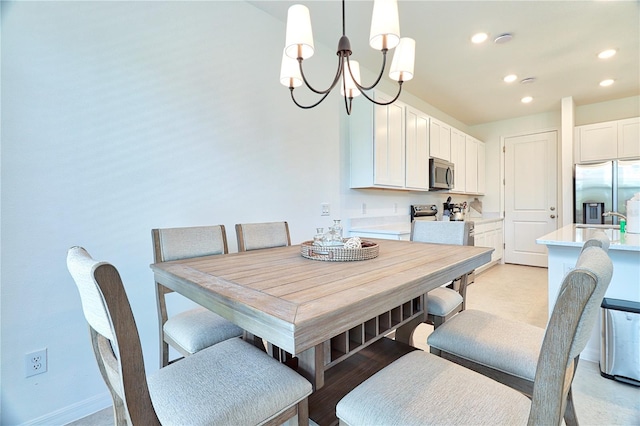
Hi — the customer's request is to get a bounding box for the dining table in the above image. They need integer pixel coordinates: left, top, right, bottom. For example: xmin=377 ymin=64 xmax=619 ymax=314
xmin=151 ymin=238 xmax=492 ymax=425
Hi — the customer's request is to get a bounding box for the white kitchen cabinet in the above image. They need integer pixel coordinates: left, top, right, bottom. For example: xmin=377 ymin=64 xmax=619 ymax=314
xmin=449 ymin=128 xmax=466 ymax=193
xmin=618 ymin=117 xmax=640 ymax=159
xmin=574 ymin=117 xmax=639 ymax=163
xmin=405 ymin=106 xmax=430 ymax=190
xmin=474 ymin=219 xmax=503 ymax=273
xmin=350 ymin=92 xmax=406 ymax=189
xmin=575 ymin=121 xmax=618 ymax=163
xmin=429 ymin=118 xmax=451 ymax=161
xmin=465 ymin=136 xmax=479 ymax=193
xmin=477 ymin=140 xmax=486 ymax=195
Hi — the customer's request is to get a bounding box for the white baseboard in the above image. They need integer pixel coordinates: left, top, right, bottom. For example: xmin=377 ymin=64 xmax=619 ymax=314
xmin=23 ymin=393 xmax=111 ymax=426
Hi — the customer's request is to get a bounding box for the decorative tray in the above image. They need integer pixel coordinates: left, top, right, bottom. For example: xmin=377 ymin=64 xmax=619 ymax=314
xmin=300 ymin=240 xmax=379 ymax=262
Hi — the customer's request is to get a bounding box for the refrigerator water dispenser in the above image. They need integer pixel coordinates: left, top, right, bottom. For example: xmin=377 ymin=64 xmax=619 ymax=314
xmin=583 ymin=202 xmax=605 ymax=224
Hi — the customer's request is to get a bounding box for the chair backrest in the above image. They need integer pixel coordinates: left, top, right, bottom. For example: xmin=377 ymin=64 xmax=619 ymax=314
xmin=235 ymin=221 xmax=291 ymax=252
xmin=151 ymin=225 xmax=228 ymax=295
xmin=152 ymin=225 xmax=228 ymax=263
xmin=67 ymin=246 xmax=159 ymax=425
xmin=528 ymin=240 xmax=613 ymax=425
xmin=581 ymin=229 xmax=610 ymax=251
xmin=410 ymin=220 xmax=468 ymax=245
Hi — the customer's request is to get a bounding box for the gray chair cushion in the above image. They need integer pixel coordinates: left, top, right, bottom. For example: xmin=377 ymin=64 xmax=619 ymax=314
xmin=163 ymin=307 xmax=243 ymax=354
xmin=148 ymin=338 xmax=312 ymax=425
xmin=427 ymin=287 xmax=463 ymax=316
xmin=427 ymin=309 xmax=545 ymax=381
xmin=336 ymin=351 xmax=531 ymax=426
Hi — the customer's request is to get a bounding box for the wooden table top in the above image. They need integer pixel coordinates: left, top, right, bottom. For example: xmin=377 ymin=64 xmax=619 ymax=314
xmin=151 ymin=239 xmax=492 ymax=354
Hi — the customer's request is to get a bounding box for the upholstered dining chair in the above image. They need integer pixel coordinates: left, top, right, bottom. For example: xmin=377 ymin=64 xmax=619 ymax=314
xmin=410 ymin=220 xmax=470 ymax=329
xmin=335 ymin=238 xmax=612 ymax=426
xmin=426 ymin=232 xmax=611 ymax=426
xmin=235 ymin=221 xmax=291 ymax=252
xmin=152 ymin=225 xmax=243 ymax=367
xmin=67 ymin=246 xmax=312 ymax=426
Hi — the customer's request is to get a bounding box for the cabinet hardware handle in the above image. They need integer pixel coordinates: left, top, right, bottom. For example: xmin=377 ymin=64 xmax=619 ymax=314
xmin=550 ymin=215 xmax=556 ymax=219
xmin=550 ymin=207 xmax=556 ymax=211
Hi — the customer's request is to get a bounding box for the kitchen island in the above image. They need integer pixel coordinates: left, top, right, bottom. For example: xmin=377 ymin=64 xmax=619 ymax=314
xmin=537 ymin=224 xmax=640 ymax=362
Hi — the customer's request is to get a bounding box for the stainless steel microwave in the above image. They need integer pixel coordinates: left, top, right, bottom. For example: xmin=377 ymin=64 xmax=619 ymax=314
xmin=429 ymin=158 xmax=454 ymax=190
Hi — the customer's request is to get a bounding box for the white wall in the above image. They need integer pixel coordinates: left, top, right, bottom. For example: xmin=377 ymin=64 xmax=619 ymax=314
xmin=1 ymin=2 xmax=343 ymax=424
xmin=2 ymin=1 xmax=638 ymax=424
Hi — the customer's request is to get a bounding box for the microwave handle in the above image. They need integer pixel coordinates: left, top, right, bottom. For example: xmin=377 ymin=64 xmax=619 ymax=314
xmin=446 ymin=167 xmax=453 ymax=187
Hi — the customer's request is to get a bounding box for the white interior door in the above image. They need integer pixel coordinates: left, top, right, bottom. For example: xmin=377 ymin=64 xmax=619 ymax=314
xmin=504 ymin=131 xmax=558 ymax=267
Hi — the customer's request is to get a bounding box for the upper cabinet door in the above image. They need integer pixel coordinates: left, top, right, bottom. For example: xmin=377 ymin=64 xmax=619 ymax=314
xmin=429 ymin=118 xmax=451 ymax=161
xmin=465 ymin=136 xmax=479 ymax=193
xmin=477 ymin=140 xmax=486 ymax=195
xmin=373 ymin=95 xmax=406 ymax=187
xmin=618 ymin=117 xmax=640 ymax=159
xmin=405 ymin=106 xmax=430 ymax=190
xmin=450 ymin=128 xmax=466 ymax=193
xmin=575 ymin=121 xmax=618 ymax=163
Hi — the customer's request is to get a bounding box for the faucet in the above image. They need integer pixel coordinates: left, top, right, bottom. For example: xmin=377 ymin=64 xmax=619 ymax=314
xmin=602 ymin=211 xmax=627 ymax=220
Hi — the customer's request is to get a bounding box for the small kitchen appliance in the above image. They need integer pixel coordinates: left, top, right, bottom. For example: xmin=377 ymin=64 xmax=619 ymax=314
xmin=442 ymin=197 xmax=466 ymax=221
xmin=429 ymin=158 xmax=455 ymax=190
xmin=411 ymin=204 xmax=438 ymax=222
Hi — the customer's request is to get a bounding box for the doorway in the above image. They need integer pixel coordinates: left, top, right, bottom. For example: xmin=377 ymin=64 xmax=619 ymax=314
xmin=503 ymin=131 xmax=558 ymax=267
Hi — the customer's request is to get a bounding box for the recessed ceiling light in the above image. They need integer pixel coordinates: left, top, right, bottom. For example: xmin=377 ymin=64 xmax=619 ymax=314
xmin=503 ymin=74 xmax=518 ymax=83
xmin=471 ymin=33 xmax=488 ymax=44
xmin=598 ymin=49 xmax=617 ymax=59
xmin=520 ymin=77 xmax=536 ymax=84
xmin=600 ymin=79 xmax=615 ymax=87
xmin=521 ymin=96 xmax=533 ymax=104
xmin=494 ymin=33 xmax=513 ymax=44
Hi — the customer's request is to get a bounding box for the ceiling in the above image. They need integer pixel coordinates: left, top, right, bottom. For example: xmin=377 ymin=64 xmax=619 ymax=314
xmin=249 ymin=0 xmax=639 ymax=126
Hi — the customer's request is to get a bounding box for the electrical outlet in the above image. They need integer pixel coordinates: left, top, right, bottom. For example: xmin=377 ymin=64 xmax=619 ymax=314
xmin=321 ymin=203 xmax=330 ymax=216
xmin=25 ymin=348 xmax=47 ymax=377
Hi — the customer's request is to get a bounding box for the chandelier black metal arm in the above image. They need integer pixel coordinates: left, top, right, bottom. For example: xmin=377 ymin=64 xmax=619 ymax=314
xmin=297 ymin=52 xmax=344 ymax=95
xmin=289 ymin=87 xmax=331 ymax=109
xmin=344 ymin=54 xmax=404 ymax=106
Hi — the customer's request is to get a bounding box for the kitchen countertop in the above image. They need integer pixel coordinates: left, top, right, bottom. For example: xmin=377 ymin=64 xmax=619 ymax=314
xmin=537 ymin=224 xmax=640 ymax=252
xmin=348 ymin=216 xmax=503 ymax=237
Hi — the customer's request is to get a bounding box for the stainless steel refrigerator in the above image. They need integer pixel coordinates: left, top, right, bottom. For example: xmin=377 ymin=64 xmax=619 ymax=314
xmin=574 ymin=159 xmax=640 ymax=225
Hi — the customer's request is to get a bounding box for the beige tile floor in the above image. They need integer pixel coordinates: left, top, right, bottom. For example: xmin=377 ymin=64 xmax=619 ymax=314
xmin=70 ymin=264 xmax=640 ymax=426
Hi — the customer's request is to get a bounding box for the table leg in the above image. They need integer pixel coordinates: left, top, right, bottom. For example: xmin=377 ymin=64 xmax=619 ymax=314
xmin=244 ymin=332 xmax=266 ymax=352
xmin=297 ymin=343 xmax=325 ymax=390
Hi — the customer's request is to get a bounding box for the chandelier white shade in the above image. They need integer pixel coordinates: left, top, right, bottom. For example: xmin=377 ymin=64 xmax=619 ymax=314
xmin=341 ymin=60 xmax=362 ymax=98
xmin=279 ymin=0 xmax=415 ymax=115
xmin=279 ymin=50 xmax=303 ymax=88
xmin=285 ymin=5 xmax=314 ymax=60
xmin=389 ymin=37 xmax=415 ymax=82
xmin=369 ymin=0 xmax=400 ymax=50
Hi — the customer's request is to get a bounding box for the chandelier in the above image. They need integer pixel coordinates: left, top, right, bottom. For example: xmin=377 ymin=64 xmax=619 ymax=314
xmin=279 ymin=0 xmax=415 ymax=115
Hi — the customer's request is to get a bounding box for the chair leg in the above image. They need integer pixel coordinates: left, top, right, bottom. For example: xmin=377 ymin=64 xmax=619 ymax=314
xmin=161 ymin=340 xmax=169 ymax=368
xmin=112 ymin=394 xmax=128 ymax=426
xmin=564 ymin=386 xmax=579 ymax=426
xmin=432 ymin=315 xmax=445 ymax=329
xmin=297 ymin=398 xmax=309 ymax=426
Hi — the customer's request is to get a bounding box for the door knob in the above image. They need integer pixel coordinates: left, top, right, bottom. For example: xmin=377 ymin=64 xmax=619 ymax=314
xmin=550 ymin=215 xmax=556 ymax=219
